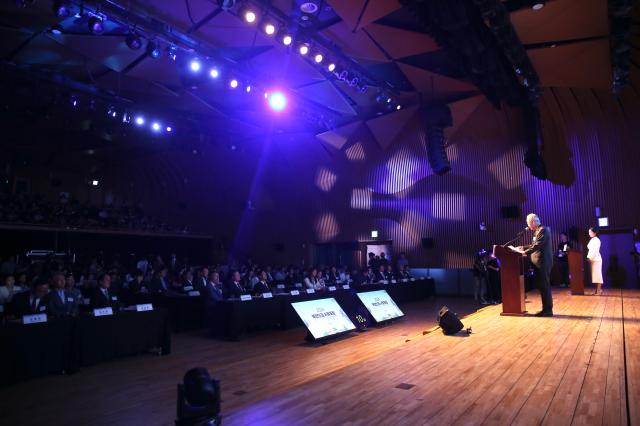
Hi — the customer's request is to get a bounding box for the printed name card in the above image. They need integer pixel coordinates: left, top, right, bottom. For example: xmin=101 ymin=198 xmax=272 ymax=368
xmin=277 ymin=284 xmax=285 ymax=289
xmin=402 ymin=279 xmax=409 ymax=283
xmin=93 ymin=307 xmax=113 ymax=317
xmin=135 ymin=303 xmax=153 ymax=312
xmin=295 ymin=283 xmax=303 ymax=288
xmin=307 ymin=288 xmax=315 ymax=294
xmin=328 ymin=286 xmax=337 ymax=292
xmin=23 ymin=314 xmax=47 ymax=324
xmin=382 ymin=280 xmax=389 ymax=285
xmin=290 ymin=290 xmax=300 ymax=296
xmin=240 ymin=294 xmax=252 ymax=301
xmin=391 ymin=280 xmax=397 ymax=284
xmin=342 ymin=285 xmax=350 ymax=290
xmin=262 ymin=292 xmax=273 ymax=299
xmin=410 ymin=278 xmax=416 ymax=282
xmin=188 ymin=291 xmax=201 ymax=297
xmin=183 ymin=286 xmax=194 ymax=291
xmin=67 ymin=297 xmax=74 ymax=303
xmin=111 ymin=296 xmax=118 ymax=301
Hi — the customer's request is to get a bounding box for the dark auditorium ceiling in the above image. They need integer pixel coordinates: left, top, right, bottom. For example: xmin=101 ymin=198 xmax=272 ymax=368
xmin=0 ymin=0 xmax=637 ymax=154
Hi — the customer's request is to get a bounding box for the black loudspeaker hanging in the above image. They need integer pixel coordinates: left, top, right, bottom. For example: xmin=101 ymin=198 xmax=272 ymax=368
xmin=423 ymin=105 xmax=453 ymax=176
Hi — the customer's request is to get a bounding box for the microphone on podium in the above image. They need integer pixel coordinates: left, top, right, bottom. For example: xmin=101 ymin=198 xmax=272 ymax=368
xmin=501 ymin=227 xmax=529 ymax=247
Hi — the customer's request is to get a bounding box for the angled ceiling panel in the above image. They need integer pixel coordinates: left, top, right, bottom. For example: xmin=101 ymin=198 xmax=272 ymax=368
xmin=295 ymin=81 xmax=358 ymax=116
xmin=126 ymin=55 xmax=182 ymax=88
xmin=326 ymin=0 xmax=367 ymax=31
xmin=53 ymin=34 xmax=144 ymax=72
xmin=364 ymin=23 xmax=439 ymax=59
xmin=358 ymin=0 xmax=403 ymax=30
xmin=511 ymin=0 xmax=609 ymax=44
xmin=322 ymin=21 xmax=388 ymax=63
xmin=247 ymin=48 xmax=325 ymax=87
xmin=198 ymin=11 xmax=276 ymax=49
xmin=0 ymin=27 xmax=35 ymax=58
xmin=365 ymin=105 xmax=420 ymax=150
xmin=316 ymin=121 xmax=363 ymax=150
xmin=444 ymin=95 xmax=486 ymax=139
xmin=398 ymin=63 xmax=477 ymax=102
xmin=528 ymin=40 xmax=611 ymax=89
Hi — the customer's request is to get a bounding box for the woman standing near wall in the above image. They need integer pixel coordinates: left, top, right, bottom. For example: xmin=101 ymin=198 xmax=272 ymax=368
xmin=587 ymin=227 xmax=604 ymax=295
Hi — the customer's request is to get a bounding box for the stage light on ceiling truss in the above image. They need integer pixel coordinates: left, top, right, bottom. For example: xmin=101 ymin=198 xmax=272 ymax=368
xmin=532 ymin=1 xmax=545 ymax=10
xmin=298 ymin=44 xmax=309 ymax=55
xmin=314 ymin=53 xmax=323 ymax=63
xmin=166 ymin=126 xmax=173 ymax=132
xmin=134 ymin=116 xmax=145 ymax=126
xmin=264 ymin=22 xmax=276 ymax=35
xmin=190 ymin=59 xmax=202 ymax=72
xmin=229 ymin=79 xmax=239 ymax=88
xmin=50 ymin=24 xmax=64 ymax=35
xmin=327 ymin=63 xmax=336 ymax=72
xmin=167 ymin=45 xmax=178 ymax=61
xmin=126 ymin=33 xmax=143 ymax=50
xmin=209 ymin=67 xmax=219 ymax=78
xmin=243 ymin=9 xmax=257 ymax=23
xmin=245 ymin=85 xmax=252 ymax=93
xmin=268 ymin=92 xmax=287 ymax=112
xmin=146 ymin=40 xmax=161 ymax=59
xmin=151 ymin=122 xmax=161 ymax=132
xmin=88 ymin=15 xmax=104 ymax=34
xmin=282 ymin=35 xmax=293 ymax=46
xmin=52 ymin=1 xmax=71 ymax=18
xmin=396 ymin=105 xmax=402 ymax=110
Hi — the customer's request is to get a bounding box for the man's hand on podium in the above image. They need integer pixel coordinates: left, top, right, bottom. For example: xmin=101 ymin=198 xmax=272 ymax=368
xmin=508 ymin=245 xmax=526 ymax=255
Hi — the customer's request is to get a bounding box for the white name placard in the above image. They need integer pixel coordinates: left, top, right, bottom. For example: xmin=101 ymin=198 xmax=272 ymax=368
xmin=183 ymin=286 xmax=194 ymax=291
xmin=240 ymin=294 xmax=252 ymax=301
xmin=307 ymin=288 xmax=315 ymax=294
xmin=23 ymin=314 xmax=47 ymax=324
xmin=402 ymin=279 xmax=409 ymax=283
xmin=382 ymin=280 xmax=389 ymax=285
xmin=277 ymin=284 xmax=285 ymax=289
xmin=342 ymin=284 xmax=350 ymax=290
xmin=290 ymin=290 xmax=300 ymax=296
xmin=188 ymin=291 xmax=201 ymax=297
xmin=328 ymin=286 xmax=337 ymax=292
xmin=135 ymin=303 xmax=153 ymax=312
xmin=391 ymin=280 xmax=397 ymax=284
xmin=295 ymin=283 xmax=303 ymax=288
xmin=83 ymin=298 xmax=91 ymax=305
xmin=410 ymin=278 xmax=416 ymax=282
xmin=93 ymin=307 xmax=113 ymax=317
xmin=262 ymin=292 xmax=273 ymax=299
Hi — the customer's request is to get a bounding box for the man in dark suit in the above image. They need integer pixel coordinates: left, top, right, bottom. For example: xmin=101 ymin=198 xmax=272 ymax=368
xmin=225 ymin=270 xmax=246 ymax=299
xmin=10 ymin=281 xmax=50 ymax=318
xmin=90 ymin=273 xmax=119 ymax=309
xmin=516 ymin=213 xmax=554 ymax=316
xmin=149 ymin=267 xmax=170 ymax=294
xmin=47 ymin=272 xmax=78 ymax=317
xmin=253 ymin=271 xmax=271 ymax=296
xmin=195 ymin=267 xmax=209 ymax=292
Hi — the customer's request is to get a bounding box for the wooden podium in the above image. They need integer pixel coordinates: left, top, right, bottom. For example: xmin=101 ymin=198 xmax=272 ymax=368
xmin=494 ymin=246 xmax=526 ymax=316
xmin=567 ymin=250 xmax=585 ymax=295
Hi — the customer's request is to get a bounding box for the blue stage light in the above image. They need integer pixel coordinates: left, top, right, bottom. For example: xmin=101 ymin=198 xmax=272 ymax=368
xmin=268 ymin=92 xmax=287 ymax=111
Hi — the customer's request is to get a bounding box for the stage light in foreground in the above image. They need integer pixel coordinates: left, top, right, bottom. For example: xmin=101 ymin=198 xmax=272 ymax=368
xmin=91 ymin=180 xmax=99 ymax=186
xmin=244 ymin=10 xmax=256 ymax=23
xmin=52 ymin=0 xmax=71 ymax=18
xmin=282 ymin=35 xmax=292 ymax=45
xmin=299 ymin=45 xmax=309 ymax=55
xmin=264 ymin=23 xmax=276 ymax=35
xmin=245 ymin=85 xmax=251 ymax=93
xmin=166 ymin=126 xmax=172 ymax=132
xmin=190 ymin=59 xmax=201 ymax=72
xmin=327 ymin=63 xmax=336 ymax=72
xmin=209 ymin=68 xmax=219 ymax=78
xmin=126 ymin=33 xmax=143 ymax=50
xmin=314 ymin=53 xmax=323 ymax=63
xmin=135 ymin=116 xmax=145 ymax=126
xmin=268 ymin=92 xmax=287 ymax=111
xmin=229 ymin=79 xmax=238 ymax=88
xmin=88 ymin=16 xmax=104 ymax=34
xmin=396 ymin=105 xmax=402 ymax=110
xmin=50 ymin=24 xmax=64 ymax=35
xmin=152 ymin=122 xmax=161 ymax=132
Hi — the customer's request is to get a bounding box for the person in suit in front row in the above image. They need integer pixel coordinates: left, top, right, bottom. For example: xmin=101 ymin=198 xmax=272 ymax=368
xmin=513 ymin=213 xmax=554 ymax=317
xmin=225 ymin=270 xmax=246 ymax=299
xmin=90 ymin=273 xmax=119 ymax=309
xmin=10 ymin=281 xmax=50 ymax=318
xmin=253 ymin=270 xmax=272 ymax=296
xmin=148 ymin=267 xmax=170 ymax=294
xmin=47 ymin=272 xmax=78 ymax=317
xmin=203 ymin=271 xmax=225 ymax=305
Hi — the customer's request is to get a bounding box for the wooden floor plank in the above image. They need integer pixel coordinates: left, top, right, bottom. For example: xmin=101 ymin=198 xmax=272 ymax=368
xmin=623 ymin=289 xmax=640 ymax=426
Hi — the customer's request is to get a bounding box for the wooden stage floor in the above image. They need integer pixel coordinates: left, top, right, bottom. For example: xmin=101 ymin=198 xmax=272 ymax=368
xmin=1 ymin=289 xmax=639 ymax=426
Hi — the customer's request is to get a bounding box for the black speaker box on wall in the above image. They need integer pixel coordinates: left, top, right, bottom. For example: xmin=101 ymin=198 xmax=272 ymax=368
xmin=501 ymin=205 xmax=521 ymax=219
xmin=421 ymin=238 xmax=434 ymax=249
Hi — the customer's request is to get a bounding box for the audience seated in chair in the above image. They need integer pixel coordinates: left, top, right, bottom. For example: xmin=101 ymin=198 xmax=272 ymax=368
xmin=10 ymin=281 xmax=50 ymax=318
xmin=90 ymin=274 xmax=119 ymax=309
xmin=48 ymin=272 xmax=78 ymax=317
